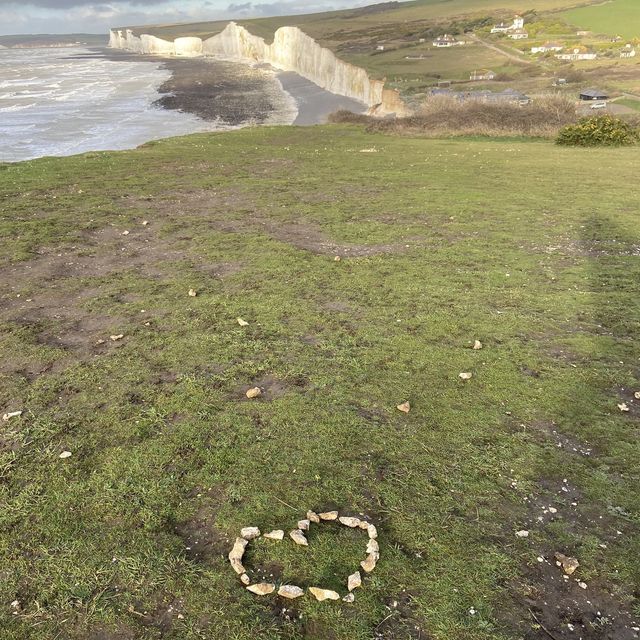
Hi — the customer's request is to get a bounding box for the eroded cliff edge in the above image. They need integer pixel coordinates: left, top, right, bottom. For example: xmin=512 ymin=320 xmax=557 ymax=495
xmin=108 ymin=22 xmax=409 ymax=117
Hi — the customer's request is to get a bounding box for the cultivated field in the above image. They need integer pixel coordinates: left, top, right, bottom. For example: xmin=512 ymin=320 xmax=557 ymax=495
xmin=1 ymin=125 xmax=639 ymax=639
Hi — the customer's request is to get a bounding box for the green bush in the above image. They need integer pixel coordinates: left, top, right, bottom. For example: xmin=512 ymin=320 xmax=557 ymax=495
xmin=556 ymin=114 xmax=640 ymax=146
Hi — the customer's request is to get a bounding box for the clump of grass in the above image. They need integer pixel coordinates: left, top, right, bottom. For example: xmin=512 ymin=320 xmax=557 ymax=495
xmin=330 ymin=94 xmax=577 ymax=138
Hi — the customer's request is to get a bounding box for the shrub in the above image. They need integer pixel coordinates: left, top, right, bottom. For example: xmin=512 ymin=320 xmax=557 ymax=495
xmin=331 ymin=94 xmax=577 ymax=138
xmin=556 ymin=115 xmax=640 ymax=147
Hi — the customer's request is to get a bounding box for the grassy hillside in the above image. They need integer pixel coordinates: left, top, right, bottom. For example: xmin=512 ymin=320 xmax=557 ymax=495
xmin=562 ymin=0 xmax=640 ymax=40
xmin=1 ymin=125 xmax=639 ymax=639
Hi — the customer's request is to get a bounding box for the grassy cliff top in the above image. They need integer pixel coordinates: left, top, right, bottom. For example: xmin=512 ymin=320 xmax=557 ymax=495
xmin=1 ymin=124 xmax=639 ymax=639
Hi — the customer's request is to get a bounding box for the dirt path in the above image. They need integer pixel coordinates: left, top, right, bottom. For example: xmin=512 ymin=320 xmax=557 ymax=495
xmin=467 ymin=33 xmax=542 ymax=67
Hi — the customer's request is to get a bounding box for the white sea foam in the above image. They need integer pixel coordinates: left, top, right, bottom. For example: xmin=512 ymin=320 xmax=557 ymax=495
xmin=0 ymin=47 xmax=296 ymax=163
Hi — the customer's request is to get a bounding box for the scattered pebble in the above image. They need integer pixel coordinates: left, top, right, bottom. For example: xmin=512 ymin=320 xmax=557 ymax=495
xmin=297 ymin=519 xmax=310 ymax=531
xmin=459 ymin=372 xmax=473 ymax=381
xmin=109 ymin=334 xmax=124 ymax=341
xmin=515 ymin=530 xmax=529 ymax=538
xmin=188 ymin=289 xmax=197 ymax=297
xmin=473 ymin=340 xmax=483 ymax=350
xmin=240 ymin=573 xmax=251 ymax=585
xmin=396 ymin=401 xmax=410 ymax=413
xmin=59 ymin=451 xmax=72 ymax=459
xmin=121 ymin=230 xmax=129 ymax=236
xmin=555 ymin=553 xmax=580 ymax=575
xmin=2 ymin=410 xmax=22 ymax=422
xmin=142 ymin=220 xmax=149 ymax=226
xmin=246 ymin=387 xmax=262 ymax=399
xmin=334 ymin=256 xmax=341 ymax=262
xmin=578 ymin=581 xmax=587 ymax=590
xmin=237 ymin=317 xmax=249 ymax=326
xmin=343 ymin=592 xmax=355 ymax=603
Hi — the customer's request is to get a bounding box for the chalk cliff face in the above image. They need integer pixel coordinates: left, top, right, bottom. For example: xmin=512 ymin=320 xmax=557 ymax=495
xmin=108 ymin=22 xmax=408 ymax=116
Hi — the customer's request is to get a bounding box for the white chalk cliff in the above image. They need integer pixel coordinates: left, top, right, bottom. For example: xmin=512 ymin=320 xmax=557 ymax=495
xmin=108 ymin=23 xmax=408 ymax=116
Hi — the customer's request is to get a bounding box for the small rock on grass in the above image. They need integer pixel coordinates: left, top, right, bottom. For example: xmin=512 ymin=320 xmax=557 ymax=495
xmin=240 ymin=573 xmax=251 ymax=585
xmin=246 ymin=387 xmax=262 ymax=399
xmin=459 ymin=372 xmax=473 ymax=381
xmin=360 ymin=552 xmax=378 ymax=573
xmin=367 ymin=523 xmax=378 ymax=539
xmin=2 ymin=411 xmax=22 ymax=422
xmin=473 ymin=340 xmax=483 ymax=350
xmin=367 ymin=539 xmax=379 ymax=554
xmin=555 ymin=553 xmax=580 ymax=575
xmin=247 ymin=583 xmax=275 ymax=596
xmin=110 ymin=334 xmax=124 ymax=341
xmin=309 ymin=587 xmax=340 ymax=602
xmin=289 ymin=529 xmax=308 ymax=546
xmin=515 ymin=530 xmax=529 ymax=538
xmin=59 ymin=451 xmax=72 ymax=459
xmin=343 ymin=593 xmax=355 ymax=603
xmin=241 ymin=527 xmax=261 ymax=540
xmin=618 ymin=402 xmax=630 ymax=412
xmin=338 ymin=516 xmax=361 ymax=528
xmin=396 ymin=401 xmax=410 ymax=413
xmin=634 ymin=391 xmax=640 ymax=399
xmin=319 ymin=511 xmax=338 ymax=521
xmin=237 ymin=317 xmax=249 ymax=327
xmin=278 ymin=585 xmax=304 ymax=599
xmin=263 ymin=530 xmax=284 ymax=541
xmin=188 ymin=289 xmax=197 ymax=297
xmin=348 ymin=571 xmax=361 ymax=591
xmin=228 ymin=537 xmax=249 ymax=574
xmin=307 ymin=510 xmax=320 ymax=523
xmin=297 ymin=519 xmax=310 ymax=531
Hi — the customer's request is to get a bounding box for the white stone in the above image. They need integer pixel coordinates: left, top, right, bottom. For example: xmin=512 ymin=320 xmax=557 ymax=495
xmin=307 ymin=510 xmax=320 ymax=523
xmin=348 ymin=571 xmax=361 ymax=591
xmin=240 ymin=573 xmax=251 ymax=585
xmin=247 ymin=583 xmax=275 ymax=596
xmin=228 ymin=537 xmax=248 ymax=574
xmin=59 ymin=451 xmax=72 ymax=459
xmin=297 ymin=519 xmax=310 ymax=531
xmin=515 ymin=530 xmax=529 ymax=538
xmin=367 ymin=524 xmax=378 ymax=539
xmin=278 ymin=585 xmax=304 ymax=599
xmin=246 ymin=387 xmax=262 ymax=399
xmin=309 ymin=587 xmax=340 ymax=601
xmin=343 ymin=592 xmax=355 ymax=603
xmin=289 ymin=529 xmax=308 ymax=546
xmin=319 ymin=511 xmax=338 ymax=521
xmin=367 ymin=539 xmax=379 ymax=555
xmin=459 ymin=372 xmax=473 ymax=380
xmin=361 ymin=552 xmax=378 ymax=573
xmin=241 ymin=527 xmax=261 ymax=540
xmin=2 ymin=410 xmax=22 ymax=421
xmin=338 ymin=516 xmax=361 ymax=528
xmin=263 ymin=529 xmax=284 ymax=541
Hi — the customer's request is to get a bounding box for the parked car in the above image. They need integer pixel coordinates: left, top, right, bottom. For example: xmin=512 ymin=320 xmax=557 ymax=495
xmin=590 ymin=101 xmax=607 ymax=109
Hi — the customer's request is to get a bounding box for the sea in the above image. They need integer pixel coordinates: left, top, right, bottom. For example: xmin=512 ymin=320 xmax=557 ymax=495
xmin=0 ymin=47 xmax=298 ymax=163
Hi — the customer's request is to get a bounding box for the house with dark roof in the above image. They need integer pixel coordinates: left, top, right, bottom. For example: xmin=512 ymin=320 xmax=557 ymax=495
xmin=579 ymin=88 xmax=609 ymax=101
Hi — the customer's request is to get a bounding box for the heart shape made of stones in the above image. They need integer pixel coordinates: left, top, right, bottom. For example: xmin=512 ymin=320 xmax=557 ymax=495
xmin=228 ymin=510 xmax=379 ymax=602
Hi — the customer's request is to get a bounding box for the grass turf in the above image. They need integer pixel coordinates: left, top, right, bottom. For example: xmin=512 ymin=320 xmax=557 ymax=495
xmin=0 ymin=125 xmax=639 ymax=639
xmin=562 ymin=0 xmax=640 ymax=40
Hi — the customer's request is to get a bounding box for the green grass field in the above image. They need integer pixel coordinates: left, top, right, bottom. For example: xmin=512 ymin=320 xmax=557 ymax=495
xmin=562 ymin=0 xmax=640 ymax=40
xmin=1 ymin=125 xmax=639 ymax=639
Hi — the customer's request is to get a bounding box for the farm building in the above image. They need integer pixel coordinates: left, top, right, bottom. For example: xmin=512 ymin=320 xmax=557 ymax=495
xmin=491 ymin=15 xmax=524 ymax=34
xmin=620 ymin=44 xmax=636 ymax=58
xmin=556 ymin=47 xmax=596 ymax=61
xmin=508 ymin=28 xmax=529 ymax=40
xmin=470 ymin=69 xmax=496 ymax=80
xmin=433 ymin=34 xmax=464 ymax=47
xmin=531 ymin=42 xmax=563 ymax=54
xmin=579 ymin=88 xmax=609 ymax=101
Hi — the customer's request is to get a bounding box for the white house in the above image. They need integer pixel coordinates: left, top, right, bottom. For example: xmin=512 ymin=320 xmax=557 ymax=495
xmin=433 ymin=34 xmax=464 ymax=47
xmin=508 ymin=28 xmax=529 ymax=40
xmin=470 ymin=69 xmax=496 ymax=80
xmin=491 ymin=14 xmax=525 ymax=34
xmin=531 ymin=42 xmax=563 ymax=54
xmin=555 ymin=47 xmax=596 ymax=61
xmin=621 ymin=44 xmax=636 ymax=58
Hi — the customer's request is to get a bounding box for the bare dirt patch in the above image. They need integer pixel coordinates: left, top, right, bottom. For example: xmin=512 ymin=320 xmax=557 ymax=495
xmin=172 ymin=495 xmax=231 ymax=565
xmin=374 ymin=592 xmax=429 ymax=640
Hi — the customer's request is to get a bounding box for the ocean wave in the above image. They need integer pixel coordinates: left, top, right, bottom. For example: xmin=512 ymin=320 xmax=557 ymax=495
xmin=0 ymin=102 xmax=36 ymax=112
